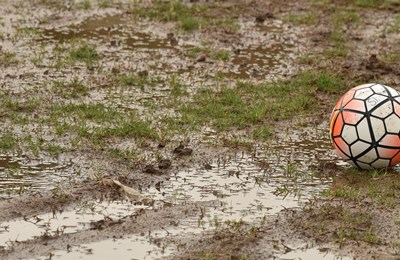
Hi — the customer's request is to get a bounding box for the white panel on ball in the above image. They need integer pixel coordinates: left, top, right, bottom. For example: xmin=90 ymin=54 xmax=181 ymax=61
xmin=371 ymin=159 xmax=390 ymax=169
xmin=371 ymin=101 xmax=393 ymax=119
xmin=365 ymin=94 xmax=388 ymax=111
xmin=385 ymin=114 xmax=400 ymax=133
xmin=371 ymin=84 xmax=389 ymax=95
xmin=370 ymin=117 xmax=386 ymax=141
xmin=358 ymin=149 xmax=378 ymax=164
xmin=342 ymin=125 xmax=358 ymax=144
xmin=350 ymin=141 xmax=370 ymax=157
xmin=354 ymin=88 xmax=373 ymax=99
xmin=356 ymin=118 xmax=371 ymax=143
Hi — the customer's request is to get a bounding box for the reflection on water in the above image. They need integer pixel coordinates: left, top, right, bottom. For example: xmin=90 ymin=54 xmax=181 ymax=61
xmin=0 ymin=155 xmax=74 ymax=197
xmin=38 ymin=14 xmax=297 ymax=79
xmin=0 ymin=200 xmax=147 ymax=248
xmin=43 ymin=125 xmax=348 ymax=259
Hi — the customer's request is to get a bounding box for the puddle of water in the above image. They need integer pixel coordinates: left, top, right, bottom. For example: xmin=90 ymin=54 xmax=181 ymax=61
xmin=145 ymin=127 xmax=333 ymax=224
xmin=0 ymin=200 xmax=146 ymax=248
xmin=47 ymin=126 xmax=344 ymax=259
xmin=44 ymin=216 xmax=202 ymax=260
xmin=278 ymin=246 xmax=353 ymax=260
xmin=0 ymin=155 xmax=75 ymax=197
xmin=39 ymin=14 xmax=173 ymax=50
xmin=41 ymin=236 xmax=171 ymax=260
xmin=37 ymin=14 xmax=297 ymax=80
xmin=228 ymin=42 xmax=293 ymax=78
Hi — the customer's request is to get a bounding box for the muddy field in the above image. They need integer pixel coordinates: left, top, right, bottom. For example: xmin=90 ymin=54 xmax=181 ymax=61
xmin=1 ymin=0 xmax=400 ymax=259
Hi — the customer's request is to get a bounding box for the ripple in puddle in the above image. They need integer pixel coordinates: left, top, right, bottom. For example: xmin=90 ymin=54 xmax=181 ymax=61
xmin=0 ymin=155 xmax=76 ymax=198
xmin=277 ymin=245 xmax=352 ymax=260
xmin=0 ymin=200 xmax=146 ymax=248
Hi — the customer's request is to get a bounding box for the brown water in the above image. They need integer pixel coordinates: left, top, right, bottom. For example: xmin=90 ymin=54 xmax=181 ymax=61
xmin=0 ymin=155 xmax=74 ymax=197
xmin=38 ymin=14 xmax=297 ymax=80
xmin=0 ymin=200 xmax=148 ymax=248
xmin=35 ymin=124 xmax=351 ymax=259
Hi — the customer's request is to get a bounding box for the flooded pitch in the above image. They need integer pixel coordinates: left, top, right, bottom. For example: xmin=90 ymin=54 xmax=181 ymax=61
xmin=0 ymin=123 xmax=350 ymax=259
xmin=2 ymin=0 xmax=398 ymax=259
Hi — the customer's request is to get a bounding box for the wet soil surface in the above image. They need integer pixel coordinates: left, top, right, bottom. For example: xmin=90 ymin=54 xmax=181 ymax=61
xmin=1 ymin=0 xmax=400 ymax=259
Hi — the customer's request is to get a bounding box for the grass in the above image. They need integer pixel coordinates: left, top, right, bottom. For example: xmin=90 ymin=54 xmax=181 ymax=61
xmin=322 ymin=10 xmax=360 ymax=58
xmin=252 ymin=126 xmax=274 ymax=141
xmin=50 ymin=103 xmax=158 ymax=140
xmin=186 ymin=47 xmax=231 ymax=61
xmin=117 ymin=71 xmax=162 ymax=90
xmin=1 ymin=51 xmax=18 ymax=66
xmin=211 ymin=50 xmax=231 ymax=61
xmin=284 ymin=12 xmax=319 ymax=26
xmin=69 ymin=44 xmax=99 ymax=65
xmin=321 ymin=168 xmax=400 ymax=207
xmin=172 ymin=71 xmax=345 ymax=131
xmin=169 ymin=75 xmax=188 ymax=98
xmin=0 ymin=131 xmax=18 ymax=151
xmin=98 ymin=0 xmax=113 ymax=8
xmin=350 ymin=0 xmax=399 ymax=8
xmin=180 ymin=16 xmax=200 ymax=32
xmin=132 ymin=1 xmax=239 ymax=32
xmin=75 ymin=0 xmax=92 ymax=10
xmin=52 ymin=78 xmax=89 ymax=98
xmin=388 ymin=15 xmax=400 ymax=33
xmin=301 ymin=203 xmax=381 ymax=245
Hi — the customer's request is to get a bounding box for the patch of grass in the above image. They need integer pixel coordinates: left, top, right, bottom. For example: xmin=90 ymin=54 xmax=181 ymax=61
xmin=39 ymin=0 xmax=65 ymax=8
xmin=106 ymin=148 xmax=140 ymax=161
xmin=132 ymin=1 xmax=238 ymax=32
xmin=252 ymin=126 xmax=274 ymax=141
xmin=284 ymin=12 xmax=319 ymax=26
xmin=98 ymin=0 xmax=113 ymax=8
xmin=321 ymin=168 xmax=400 ymax=207
xmin=174 ymin=71 xmax=344 ymax=130
xmin=117 ymin=71 xmax=162 ymax=90
xmin=302 ymin=203 xmax=380 ymax=245
xmin=180 ymin=16 xmax=200 ymax=32
xmin=350 ymin=0 xmax=397 ymax=8
xmin=44 ymin=143 xmax=65 ymax=155
xmin=69 ymin=44 xmax=99 ymax=65
xmin=50 ymin=103 xmax=158 ymax=140
xmin=332 ymin=10 xmax=360 ymax=28
xmin=388 ymin=15 xmax=400 ymax=33
xmin=186 ymin=47 xmax=231 ymax=61
xmin=91 ymin=121 xmax=156 ymax=139
xmin=0 ymin=131 xmax=18 ymax=151
xmin=382 ymin=53 xmax=400 ymax=63
xmin=186 ymin=46 xmax=209 ymax=59
xmin=76 ymin=0 xmax=92 ymax=10
xmin=169 ymin=75 xmax=188 ymax=98
xmin=1 ymin=51 xmax=18 ymax=66
xmin=52 ymin=78 xmax=89 ymax=98
xmin=3 ymin=99 xmax=36 ymax=113
xmin=211 ymin=50 xmax=230 ymax=61
xmin=51 ymin=103 xmax=120 ymax=123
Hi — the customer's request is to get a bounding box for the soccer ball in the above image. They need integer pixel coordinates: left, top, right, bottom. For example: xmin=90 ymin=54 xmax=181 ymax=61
xmin=330 ymin=83 xmax=400 ymax=169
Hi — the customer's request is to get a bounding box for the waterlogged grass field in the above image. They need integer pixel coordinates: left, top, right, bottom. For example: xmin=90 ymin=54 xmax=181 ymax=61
xmin=0 ymin=0 xmax=400 ymax=259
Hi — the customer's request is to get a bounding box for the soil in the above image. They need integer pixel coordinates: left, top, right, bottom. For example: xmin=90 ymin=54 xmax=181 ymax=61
xmin=1 ymin=0 xmax=400 ymax=259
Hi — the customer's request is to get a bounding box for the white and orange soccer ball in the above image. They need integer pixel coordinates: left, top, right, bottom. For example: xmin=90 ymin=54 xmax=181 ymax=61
xmin=330 ymin=83 xmax=400 ymax=169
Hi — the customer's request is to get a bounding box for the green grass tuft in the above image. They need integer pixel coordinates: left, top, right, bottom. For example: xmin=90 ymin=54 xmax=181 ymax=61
xmin=69 ymin=44 xmax=99 ymax=65
xmin=52 ymin=78 xmax=89 ymax=98
xmin=132 ymin=0 xmax=238 ymax=32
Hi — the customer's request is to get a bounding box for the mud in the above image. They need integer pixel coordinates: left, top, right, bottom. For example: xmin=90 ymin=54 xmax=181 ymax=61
xmin=1 ymin=0 xmax=400 ymax=259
